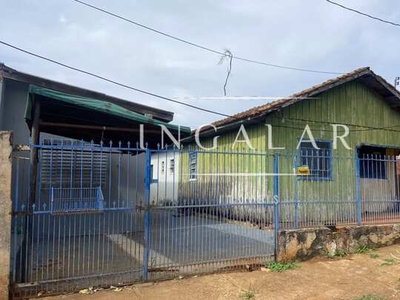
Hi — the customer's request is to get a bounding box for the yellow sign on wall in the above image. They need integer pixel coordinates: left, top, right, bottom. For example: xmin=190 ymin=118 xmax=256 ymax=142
xmin=297 ymin=165 xmax=310 ymax=176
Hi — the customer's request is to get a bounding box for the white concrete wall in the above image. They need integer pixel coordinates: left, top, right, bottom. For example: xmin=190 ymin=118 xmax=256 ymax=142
xmin=150 ymin=151 xmax=180 ymax=205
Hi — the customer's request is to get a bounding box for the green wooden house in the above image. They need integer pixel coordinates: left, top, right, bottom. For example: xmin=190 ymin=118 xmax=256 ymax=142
xmin=178 ymin=67 xmax=400 ymax=227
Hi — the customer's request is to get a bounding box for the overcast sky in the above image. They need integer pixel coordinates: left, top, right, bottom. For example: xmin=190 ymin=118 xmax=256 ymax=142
xmin=1 ymin=0 xmax=399 ymax=128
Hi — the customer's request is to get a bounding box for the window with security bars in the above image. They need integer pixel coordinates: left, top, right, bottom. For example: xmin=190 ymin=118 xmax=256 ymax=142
xmin=189 ymin=152 xmax=197 ymax=180
xmin=358 ymin=146 xmax=387 ymax=179
xmin=170 ymin=158 xmax=175 ymax=174
xmin=299 ymin=140 xmax=332 ymax=180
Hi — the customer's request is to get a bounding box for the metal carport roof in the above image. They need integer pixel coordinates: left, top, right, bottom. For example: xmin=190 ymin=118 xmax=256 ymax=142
xmin=25 ymin=85 xmax=190 ymax=147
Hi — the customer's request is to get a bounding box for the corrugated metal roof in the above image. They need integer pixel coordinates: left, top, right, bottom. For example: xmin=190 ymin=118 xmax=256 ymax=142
xmin=25 ymin=85 xmax=190 ymax=133
xmin=0 ymin=63 xmax=174 ymax=122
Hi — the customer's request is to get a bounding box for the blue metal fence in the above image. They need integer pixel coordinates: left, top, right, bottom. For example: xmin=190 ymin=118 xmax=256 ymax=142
xmin=10 ymin=140 xmax=400 ymax=298
xmin=277 ymin=151 xmax=400 ymax=228
xmin=11 ymin=140 xmax=276 ymax=298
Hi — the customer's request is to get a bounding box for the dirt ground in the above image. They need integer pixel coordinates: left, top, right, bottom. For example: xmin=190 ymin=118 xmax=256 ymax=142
xmin=46 ymin=244 xmax=400 ymax=300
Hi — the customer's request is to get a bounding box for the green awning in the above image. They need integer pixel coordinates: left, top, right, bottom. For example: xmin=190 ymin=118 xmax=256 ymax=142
xmin=25 ymin=85 xmax=190 ymax=134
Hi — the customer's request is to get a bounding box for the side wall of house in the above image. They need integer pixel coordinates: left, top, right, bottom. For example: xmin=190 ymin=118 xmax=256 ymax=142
xmin=269 ymin=81 xmax=400 ymax=150
xmin=194 ymin=81 xmax=400 ymax=152
xmin=179 ymin=81 xmax=400 ymax=223
xmin=268 ymin=81 xmax=400 ymax=220
xmin=0 ymin=78 xmax=4 ymax=127
xmin=0 ymin=79 xmax=30 ymax=146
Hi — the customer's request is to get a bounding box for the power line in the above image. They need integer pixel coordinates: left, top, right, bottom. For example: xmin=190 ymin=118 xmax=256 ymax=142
xmin=71 ymin=0 xmax=343 ymax=75
xmin=0 ymin=40 xmax=236 ymax=119
xmin=326 ymin=0 xmax=400 ymax=27
xmin=3 ymin=41 xmax=399 ymax=134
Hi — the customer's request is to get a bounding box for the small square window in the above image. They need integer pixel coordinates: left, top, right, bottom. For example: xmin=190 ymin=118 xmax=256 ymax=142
xmin=299 ymin=140 xmax=332 ymax=180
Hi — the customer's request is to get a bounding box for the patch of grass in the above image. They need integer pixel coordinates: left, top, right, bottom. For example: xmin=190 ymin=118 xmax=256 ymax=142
xmin=355 ymin=245 xmax=376 ymax=254
xmin=353 ymin=295 xmax=385 ymax=300
xmin=240 ymin=290 xmax=255 ymax=300
xmin=370 ymin=253 xmax=379 ymax=259
xmin=336 ymin=249 xmax=348 ymax=257
xmin=265 ymin=261 xmax=299 ymax=272
xmin=327 ymin=249 xmax=347 ymax=259
xmin=380 ymin=258 xmax=397 ymax=267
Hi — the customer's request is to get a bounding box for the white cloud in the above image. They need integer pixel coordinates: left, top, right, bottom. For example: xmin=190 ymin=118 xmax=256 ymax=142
xmin=59 ymin=15 xmax=67 ymax=24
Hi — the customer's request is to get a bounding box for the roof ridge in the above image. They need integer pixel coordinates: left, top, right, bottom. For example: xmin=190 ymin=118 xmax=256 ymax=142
xmin=211 ymin=67 xmax=373 ymax=128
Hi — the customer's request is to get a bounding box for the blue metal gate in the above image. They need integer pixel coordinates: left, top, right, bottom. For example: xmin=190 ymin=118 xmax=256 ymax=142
xmin=10 ymin=140 xmax=276 ymax=298
xmin=147 ymin=147 xmax=277 ymax=280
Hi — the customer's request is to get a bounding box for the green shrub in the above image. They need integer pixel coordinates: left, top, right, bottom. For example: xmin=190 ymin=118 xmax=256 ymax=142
xmin=353 ymin=295 xmax=385 ymax=300
xmin=240 ymin=290 xmax=255 ymax=299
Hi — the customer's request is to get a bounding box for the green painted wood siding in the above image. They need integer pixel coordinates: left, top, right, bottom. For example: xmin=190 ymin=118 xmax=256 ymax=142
xmin=179 ymin=81 xmax=400 ymax=225
xmin=193 ymin=81 xmax=400 ymax=152
xmin=268 ymin=81 xmax=400 ymax=152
